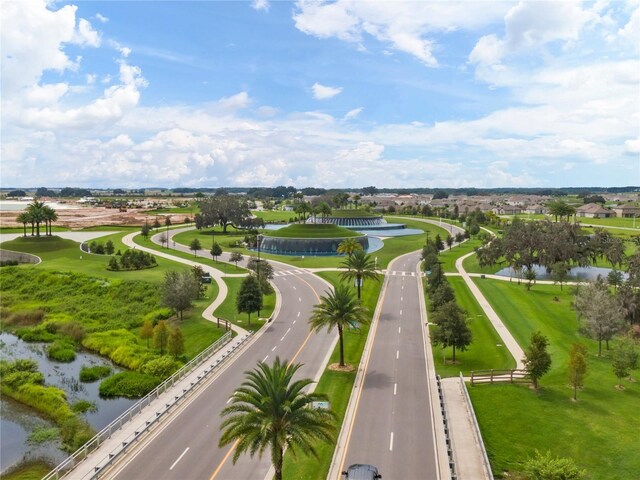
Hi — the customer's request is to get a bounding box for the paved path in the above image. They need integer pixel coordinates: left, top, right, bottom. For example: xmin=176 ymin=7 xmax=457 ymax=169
xmin=0 ymin=231 xmax=120 ymax=243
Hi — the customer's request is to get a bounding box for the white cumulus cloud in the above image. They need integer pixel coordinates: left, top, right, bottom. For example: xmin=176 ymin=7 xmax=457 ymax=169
xmin=312 ymin=82 xmax=343 ymax=100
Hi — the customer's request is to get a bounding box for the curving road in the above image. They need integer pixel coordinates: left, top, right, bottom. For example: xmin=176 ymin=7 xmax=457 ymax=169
xmin=105 ymin=228 xmax=338 ymax=480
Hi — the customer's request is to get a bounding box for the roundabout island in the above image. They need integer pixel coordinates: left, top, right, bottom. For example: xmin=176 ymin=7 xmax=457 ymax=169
xmin=259 ymin=223 xmax=368 ymax=256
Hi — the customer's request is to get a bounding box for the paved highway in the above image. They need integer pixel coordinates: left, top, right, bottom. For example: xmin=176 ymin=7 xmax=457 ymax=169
xmin=106 ymin=231 xmax=338 ymax=480
xmin=338 ymin=251 xmax=441 ymax=479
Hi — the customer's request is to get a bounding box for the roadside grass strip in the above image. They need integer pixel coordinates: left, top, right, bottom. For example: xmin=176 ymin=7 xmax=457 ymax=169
xmin=281 ymin=271 xmax=383 ymax=480
xmin=467 ymin=279 xmax=640 ymax=479
xmin=212 ymin=276 xmax=275 ymax=333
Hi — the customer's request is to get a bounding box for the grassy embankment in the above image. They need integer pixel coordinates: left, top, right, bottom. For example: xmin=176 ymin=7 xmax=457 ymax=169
xmin=468 ymin=280 xmax=639 ymax=479
xmin=428 ymin=276 xmax=515 ymax=377
xmin=282 ymin=271 xmax=383 ymax=480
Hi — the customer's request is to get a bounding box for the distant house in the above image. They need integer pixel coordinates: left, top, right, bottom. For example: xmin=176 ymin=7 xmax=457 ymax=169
xmin=282 ymin=205 xmax=296 ymax=212
xmin=523 ymin=205 xmax=547 ymax=215
xmin=612 ymin=204 xmax=640 ymax=218
xmin=576 ymin=203 xmax=614 ymax=218
xmin=493 ymin=205 xmax=522 ymax=215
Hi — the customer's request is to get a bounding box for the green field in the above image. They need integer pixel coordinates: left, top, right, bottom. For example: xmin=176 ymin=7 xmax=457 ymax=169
xmin=253 ymin=210 xmax=298 ymax=222
xmin=282 ymin=271 xmax=382 ymax=480
xmin=437 ymin=237 xmax=484 ymax=273
xmin=430 ymin=276 xmax=515 ymax=377
xmin=468 ymin=280 xmax=639 ymax=479
xmin=262 ymin=223 xmax=361 ymax=238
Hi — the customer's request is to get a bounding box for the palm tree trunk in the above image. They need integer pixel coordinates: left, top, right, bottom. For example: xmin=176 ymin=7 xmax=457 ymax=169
xmin=272 ymin=442 xmax=283 ymax=480
xmin=22 ymin=223 xmax=26 ymax=237
xmin=357 ymin=276 xmax=362 ymax=299
xmin=338 ymin=325 xmax=345 ymax=367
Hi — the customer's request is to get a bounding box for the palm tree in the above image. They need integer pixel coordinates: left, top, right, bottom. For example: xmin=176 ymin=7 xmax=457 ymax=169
xmin=336 ymin=237 xmax=362 ymax=259
xmin=27 ymin=200 xmax=46 ymax=237
xmin=42 ymin=206 xmax=58 ymax=236
xmin=219 ymin=357 xmax=337 ymax=480
xmin=16 ymin=212 xmax=31 ymax=237
xmin=309 ymin=284 xmax=368 ymax=367
xmin=340 ymin=249 xmax=379 ymax=299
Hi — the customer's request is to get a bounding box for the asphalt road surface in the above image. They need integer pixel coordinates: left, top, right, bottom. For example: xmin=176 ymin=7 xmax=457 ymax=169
xmin=339 ymin=251 xmax=439 ymax=479
xmin=106 ymin=234 xmax=337 ymax=480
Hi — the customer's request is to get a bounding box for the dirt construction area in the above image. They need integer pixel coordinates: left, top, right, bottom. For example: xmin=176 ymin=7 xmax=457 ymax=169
xmin=1 ymin=202 xmax=189 ymax=230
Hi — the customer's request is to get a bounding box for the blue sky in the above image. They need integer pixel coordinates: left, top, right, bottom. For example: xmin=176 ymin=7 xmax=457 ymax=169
xmin=1 ymin=0 xmax=639 ymax=189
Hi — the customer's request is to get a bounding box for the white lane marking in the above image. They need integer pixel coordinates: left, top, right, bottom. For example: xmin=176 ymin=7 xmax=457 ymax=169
xmin=389 ymin=432 xmax=394 ymax=451
xmin=396 ymin=350 xmax=400 ymax=360
xmin=272 ymin=346 xmax=277 ymax=352
xmin=394 ymin=383 xmax=397 ymax=395
xmin=263 ymin=355 xmax=269 ymax=362
xmin=293 ymin=286 xmax=297 ymax=290
xmin=398 ymin=327 xmax=401 ymax=334
xmin=298 ymin=297 xmax=302 ymax=302
xmin=293 ymin=320 xmax=297 ymax=324
xmin=280 ymin=328 xmax=291 ymax=341
xmin=399 ymin=310 xmax=403 ymax=316
xmin=169 ymin=447 xmax=190 ymax=470
xmin=297 ymin=311 xmax=301 ymax=318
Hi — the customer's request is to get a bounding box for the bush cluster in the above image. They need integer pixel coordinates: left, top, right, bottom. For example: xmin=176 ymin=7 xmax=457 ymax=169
xmin=107 ymin=249 xmax=157 ymax=271
xmin=88 ymin=240 xmax=115 ymax=255
xmin=47 ymin=340 xmax=76 ymax=362
xmin=99 ymin=371 xmax=162 ymax=398
xmin=79 ymin=365 xmax=112 ymax=382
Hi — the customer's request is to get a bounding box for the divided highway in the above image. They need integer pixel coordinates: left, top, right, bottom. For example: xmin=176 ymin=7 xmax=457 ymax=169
xmin=336 ymin=250 xmax=443 ymax=479
xmin=105 ymin=231 xmax=338 ymax=480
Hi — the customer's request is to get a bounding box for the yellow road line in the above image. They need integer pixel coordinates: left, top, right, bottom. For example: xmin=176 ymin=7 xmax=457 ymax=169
xmin=209 ymin=440 xmax=240 ymax=480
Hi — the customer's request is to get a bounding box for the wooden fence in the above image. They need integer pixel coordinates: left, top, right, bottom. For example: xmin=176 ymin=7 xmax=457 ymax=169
xmin=470 ymin=369 xmax=529 ymax=386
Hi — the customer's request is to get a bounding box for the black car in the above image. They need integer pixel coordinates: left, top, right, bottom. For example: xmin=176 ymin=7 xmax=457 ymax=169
xmin=342 ymin=464 xmax=382 ymax=480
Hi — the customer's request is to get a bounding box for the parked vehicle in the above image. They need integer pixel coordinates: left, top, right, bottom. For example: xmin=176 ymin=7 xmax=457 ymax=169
xmin=342 ymin=464 xmax=382 ymax=479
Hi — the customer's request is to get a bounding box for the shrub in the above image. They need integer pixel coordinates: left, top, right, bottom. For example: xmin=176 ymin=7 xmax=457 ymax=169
xmin=47 ymin=340 xmax=76 ymax=362
xmin=99 ymin=372 xmax=161 ymax=398
xmin=27 ymin=426 xmax=60 ymax=445
xmin=59 ymin=416 xmax=94 ymax=452
xmin=15 ymin=328 xmax=56 ymax=343
xmin=79 ymin=365 xmax=112 ymax=382
xmin=58 ymin=321 xmax=86 ymax=342
xmin=71 ymin=400 xmax=97 ymax=414
xmin=3 ymin=309 xmax=46 ymax=326
xmin=0 ymin=260 xmax=19 ymax=267
xmin=141 ymin=356 xmax=179 ymax=378
xmin=523 ymin=450 xmax=586 ymax=480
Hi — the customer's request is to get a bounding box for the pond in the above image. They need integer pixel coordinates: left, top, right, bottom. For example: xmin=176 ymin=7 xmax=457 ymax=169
xmin=494 ymin=265 xmax=628 ymax=282
xmin=0 ymin=332 xmax=137 ymax=474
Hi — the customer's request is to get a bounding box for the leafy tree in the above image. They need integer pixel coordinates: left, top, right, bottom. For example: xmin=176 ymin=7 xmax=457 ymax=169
xmin=159 ymin=232 xmax=168 ymax=247
xmin=219 ymin=357 xmax=337 ymax=480
xmin=426 ymin=263 xmax=446 ymax=293
xmin=309 ymin=284 xmax=368 ymax=367
xmin=524 ymin=266 xmax=537 ymax=291
xmin=153 ymin=218 xmax=161 ymax=230
xmin=523 ymin=331 xmax=552 ymax=390
xmin=339 ymin=250 xmax=378 ymax=300
xmin=105 ymin=240 xmax=115 ymax=255
xmin=429 ymin=281 xmax=455 ymax=311
xmin=523 ymin=450 xmax=586 ymax=480
xmin=107 ymin=257 xmax=120 ymax=271
xmin=164 ymin=216 xmax=172 ymax=227
xmin=336 ymin=238 xmax=363 ymax=258
xmin=162 ymin=271 xmax=200 ymax=320
xmin=607 ymin=269 xmax=624 ymax=292
xmin=432 ymin=189 xmax=448 ymax=200
xmin=434 ymin=234 xmax=445 ymax=251
xmin=612 ymin=337 xmax=638 ymax=387
xmin=236 ymin=275 xmax=263 ymax=325
xmin=191 ymin=265 xmax=208 ymax=298
xmin=550 ymin=261 xmax=569 ymax=291
xmin=547 ymin=200 xmax=576 ymax=222
xmin=210 ymin=242 xmax=223 ymax=262
xmin=153 ymin=321 xmax=169 ymax=355
xmin=574 ymin=280 xmax=625 ymax=355
xmin=167 ymin=326 xmax=185 ymax=359
xmin=431 ymin=301 xmax=472 ymax=363
xmin=229 ymin=251 xmax=244 ymax=268
xmin=246 ymin=257 xmax=275 ymax=295
xmin=140 ymin=319 xmax=154 ymax=348
xmin=446 ymin=234 xmax=454 ymax=250
xmin=141 ymin=222 xmax=151 ymax=239
xmin=7 ymin=189 xmax=26 ymax=197
xmin=189 ymin=238 xmax=202 ymax=256
xmin=198 ymin=195 xmax=251 ymax=232
xmin=568 ymin=343 xmax=588 ymax=400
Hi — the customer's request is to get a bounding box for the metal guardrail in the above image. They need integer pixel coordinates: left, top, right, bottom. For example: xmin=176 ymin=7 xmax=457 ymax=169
xmin=435 ymin=375 xmax=456 ymax=480
xmin=458 ymin=372 xmax=494 ymax=480
xmin=43 ymin=330 xmax=247 ymax=480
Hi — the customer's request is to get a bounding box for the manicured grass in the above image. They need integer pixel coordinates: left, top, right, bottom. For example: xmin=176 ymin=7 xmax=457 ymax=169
xmin=262 ymin=223 xmax=361 ymax=238
xmin=429 ymin=277 xmax=515 ymax=377
xmin=252 ymin=210 xmax=296 ymax=222
xmin=468 ymin=280 xmax=640 ymax=479
xmin=1 ymin=235 xmax=188 ymax=281
xmin=134 ymin=233 xmax=246 ymax=275
xmin=437 ymin=237 xmax=484 ymax=273
xmin=282 ymin=271 xmax=382 ymax=480
xmin=462 ymin=251 xmax=503 ymax=274
xmin=212 ymin=277 xmax=275 ymax=332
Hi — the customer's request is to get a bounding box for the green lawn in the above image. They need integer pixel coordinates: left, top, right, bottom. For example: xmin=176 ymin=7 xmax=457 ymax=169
xmin=468 ymin=280 xmax=639 ymax=479
xmin=212 ymin=277 xmax=275 ymax=332
xmin=437 ymin=237 xmax=484 ymax=273
xmin=0 ymin=235 xmax=188 ymax=281
xmin=282 ymin=271 xmax=383 ymax=480
xmin=430 ymin=277 xmax=515 ymax=377
xmin=253 ymin=210 xmax=298 ymax=222
xmin=263 ymin=223 xmax=361 ymax=238
xmin=462 ymin=250 xmax=503 ymax=274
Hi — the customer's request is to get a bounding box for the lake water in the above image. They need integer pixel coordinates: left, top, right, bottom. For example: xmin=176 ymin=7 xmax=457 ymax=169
xmin=0 ymin=333 xmax=136 ymax=473
xmin=0 ymin=201 xmax=80 ymax=212
xmin=494 ymin=265 xmax=628 ymax=281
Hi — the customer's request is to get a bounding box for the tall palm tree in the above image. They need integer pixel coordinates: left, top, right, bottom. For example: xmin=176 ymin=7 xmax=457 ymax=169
xmin=309 ymin=284 xmax=368 ymax=367
xmin=336 ymin=237 xmax=362 ymax=259
xmin=219 ymin=357 xmax=336 ymax=480
xmin=42 ymin=206 xmax=58 ymax=236
xmin=16 ymin=212 xmax=31 ymax=237
xmin=27 ymin=200 xmax=46 ymax=237
xmin=340 ymin=249 xmax=379 ymax=299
